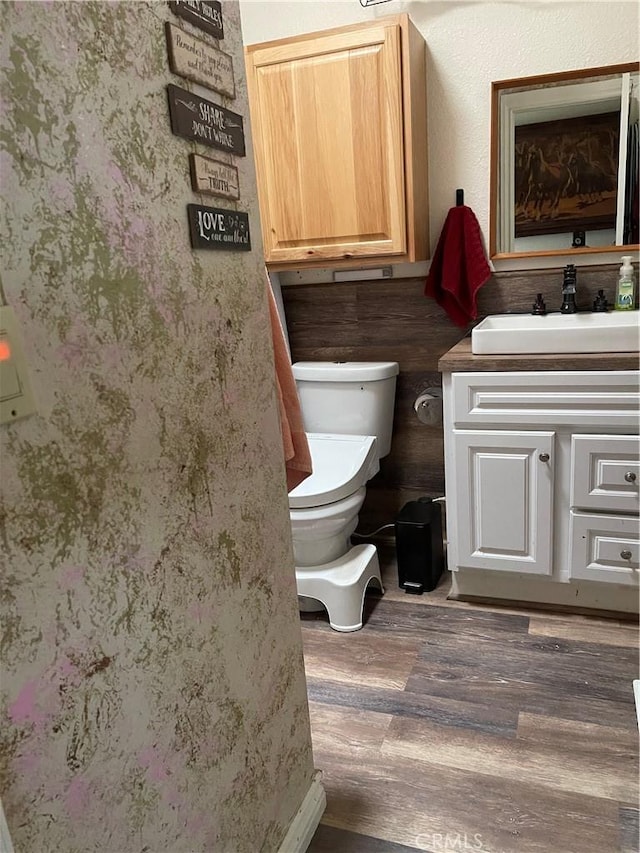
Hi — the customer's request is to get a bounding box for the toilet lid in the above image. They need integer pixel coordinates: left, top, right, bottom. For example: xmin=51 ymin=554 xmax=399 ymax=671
xmin=289 ymin=433 xmax=378 ymax=509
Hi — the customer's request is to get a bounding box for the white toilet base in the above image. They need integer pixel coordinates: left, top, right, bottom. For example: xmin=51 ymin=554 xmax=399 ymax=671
xmin=295 ymin=543 xmax=384 ymax=632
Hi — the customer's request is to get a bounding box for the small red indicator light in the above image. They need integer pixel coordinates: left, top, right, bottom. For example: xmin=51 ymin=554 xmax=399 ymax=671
xmin=0 ymin=340 xmax=11 ymax=362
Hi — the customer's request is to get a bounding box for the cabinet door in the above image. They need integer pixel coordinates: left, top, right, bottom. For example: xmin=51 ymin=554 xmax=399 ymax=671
xmin=453 ymin=430 xmax=555 ymax=574
xmin=246 ymin=23 xmax=406 ymax=264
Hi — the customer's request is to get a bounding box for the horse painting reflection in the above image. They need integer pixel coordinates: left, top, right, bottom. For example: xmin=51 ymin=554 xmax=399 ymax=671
xmin=514 ymin=110 xmax=619 ymax=238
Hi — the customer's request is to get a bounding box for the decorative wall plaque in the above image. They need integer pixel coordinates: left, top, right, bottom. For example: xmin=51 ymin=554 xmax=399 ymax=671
xmin=168 ymin=1 xmax=224 ymax=40
xmin=167 ymin=84 xmax=245 ymax=156
xmin=189 ymin=154 xmax=240 ymax=200
xmin=165 ymin=23 xmax=235 ymax=98
xmin=187 ymin=204 xmax=251 ymax=251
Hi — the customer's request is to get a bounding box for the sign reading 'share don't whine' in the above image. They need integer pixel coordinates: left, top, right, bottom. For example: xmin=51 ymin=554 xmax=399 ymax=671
xmin=167 ymin=84 xmax=245 ymax=156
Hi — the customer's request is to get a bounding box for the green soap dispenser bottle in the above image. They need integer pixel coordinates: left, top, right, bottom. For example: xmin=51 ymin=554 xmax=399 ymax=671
xmin=615 ymin=256 xmax=636 ymax=310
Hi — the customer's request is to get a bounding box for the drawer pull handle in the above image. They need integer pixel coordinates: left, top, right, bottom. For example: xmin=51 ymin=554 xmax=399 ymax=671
xmin=624 ymin=471 xmax=637 ymax=483
xmin=539 ymin=453 xmax=550 ymax=463
xmin=620 ymin=550 xmax=633 ymax=561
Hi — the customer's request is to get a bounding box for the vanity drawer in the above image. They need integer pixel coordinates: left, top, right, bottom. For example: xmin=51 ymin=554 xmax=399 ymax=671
xmin=571 ymin=434 xmax=640 ymax=513
xmin=569 ymin=510 xmax=639 ymax=586
xmin=449 ymin=371 xmax=640 ymax=428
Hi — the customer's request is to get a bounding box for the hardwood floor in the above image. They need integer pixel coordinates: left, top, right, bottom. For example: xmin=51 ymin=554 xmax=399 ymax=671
xmin=303 ymin=551 xmax=639 ymax=853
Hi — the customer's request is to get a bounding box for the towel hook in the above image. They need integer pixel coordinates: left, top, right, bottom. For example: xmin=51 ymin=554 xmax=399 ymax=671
xmin=456 ymin=188 xmax=464 ymax=206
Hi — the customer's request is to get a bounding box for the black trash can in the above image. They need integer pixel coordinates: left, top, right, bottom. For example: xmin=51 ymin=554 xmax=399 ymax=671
xmin=395 ymin=498 xmax=444 ymax=594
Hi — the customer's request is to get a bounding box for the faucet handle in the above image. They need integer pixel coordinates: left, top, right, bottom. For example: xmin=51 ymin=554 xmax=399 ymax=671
xmin=593 ymin=289 xmax=609 ymax=312
xmin=531 ymin=293 xmax=547 ymax=315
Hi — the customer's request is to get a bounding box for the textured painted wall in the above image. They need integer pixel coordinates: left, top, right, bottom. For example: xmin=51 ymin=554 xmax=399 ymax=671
xmin=0 ymin=2 xmax=314 ymax=850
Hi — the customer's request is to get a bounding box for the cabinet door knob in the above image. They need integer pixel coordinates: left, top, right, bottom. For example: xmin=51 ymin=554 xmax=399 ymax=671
xmin=620 ymin=550 xmax=633 ymax=561
xmin=538 ymin=453 xmax=550 ymax=463
xmin=624 ymin=471 xmax=637 ymax=483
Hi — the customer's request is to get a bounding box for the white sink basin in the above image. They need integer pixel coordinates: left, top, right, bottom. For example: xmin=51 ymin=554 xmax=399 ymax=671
xmin=472 ymin=310 xmax=640 ymax=355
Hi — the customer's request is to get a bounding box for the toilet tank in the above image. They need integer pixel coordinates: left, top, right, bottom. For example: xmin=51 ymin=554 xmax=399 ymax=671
xmin=292 ymin=361 xmax=399 ymax=458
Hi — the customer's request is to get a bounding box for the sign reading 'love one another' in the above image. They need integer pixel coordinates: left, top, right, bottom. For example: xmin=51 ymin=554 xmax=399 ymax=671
xmin=187 ymin=204 xmax=251 ymax=251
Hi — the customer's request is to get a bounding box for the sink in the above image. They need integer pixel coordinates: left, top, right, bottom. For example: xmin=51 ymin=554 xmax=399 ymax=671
xmin=471 ymin=310 xmax=640 ymax=355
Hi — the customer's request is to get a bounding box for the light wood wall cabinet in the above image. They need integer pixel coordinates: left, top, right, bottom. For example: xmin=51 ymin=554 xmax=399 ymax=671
xmin=245 ymin=15 xmax=428 ymax=270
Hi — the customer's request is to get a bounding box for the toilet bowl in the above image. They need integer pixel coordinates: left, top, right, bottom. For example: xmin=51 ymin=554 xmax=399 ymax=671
xmin=289 ymin=433 xmax=383 ymax=630
xmin=289 ymin=433 xmax=378 ymax=566
xmin=290 ymin=487 xmax=366 ymax=567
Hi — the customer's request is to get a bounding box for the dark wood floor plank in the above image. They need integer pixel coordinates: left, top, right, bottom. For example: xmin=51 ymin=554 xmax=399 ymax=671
xmin=307 ymin=677 xmax=519 ymax=737
xmin=363 ymin=598 xmax=531 ymax=640
xmin=413 ymin=629 xmax=638 ymax=704
xmin=382 ymin=713 xmax=638 ymax=803
xmin=300 ymin=597 xmax=532 ymax=642
xmin=406 ymin=666 xmax=637 ymax=730
xmin=308 ymin=824 xmax=427 ymax=853
xmin=300 ymin=594 xmax=532 ymax=640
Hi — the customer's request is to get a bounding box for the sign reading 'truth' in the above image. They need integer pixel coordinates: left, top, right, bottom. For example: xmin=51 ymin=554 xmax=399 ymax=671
xmin=189 ymin=154 xmax=240 ymax=200
xmin=167 ymin=84 xmax=245 ymax=156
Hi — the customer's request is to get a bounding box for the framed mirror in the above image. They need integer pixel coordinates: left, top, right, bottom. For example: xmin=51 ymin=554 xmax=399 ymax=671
xmin=490 ymin=62 xmax=639 ymax=260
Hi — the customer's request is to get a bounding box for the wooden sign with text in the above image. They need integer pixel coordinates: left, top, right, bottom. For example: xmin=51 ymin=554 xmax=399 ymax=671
xmin=165 ymin=23 xmax=235 ymax=98
xmin=189 ymin=154 xmax=240 ymax=200
xmin=187 ymin=204 xmax=251 ymax=251
xmin=168 ymin=1 xmax=224 ymax=39
xmin=167 ymin=84 xmax=245 ymax=156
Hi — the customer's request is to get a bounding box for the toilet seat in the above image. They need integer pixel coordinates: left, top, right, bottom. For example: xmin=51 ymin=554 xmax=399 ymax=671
xmin=289 ymin=433 xmax=378 ymax=509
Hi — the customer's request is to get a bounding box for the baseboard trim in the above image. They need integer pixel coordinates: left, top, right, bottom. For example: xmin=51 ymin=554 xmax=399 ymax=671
xmin=450 ymin=569 xmax=639 ymax=617
xmin=278 ymin=770 xmax=326 ymax=853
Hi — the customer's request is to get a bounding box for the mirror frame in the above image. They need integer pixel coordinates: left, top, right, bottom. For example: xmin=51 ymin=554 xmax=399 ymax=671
xmin=490 ymin=62 xmax=640 ymax=261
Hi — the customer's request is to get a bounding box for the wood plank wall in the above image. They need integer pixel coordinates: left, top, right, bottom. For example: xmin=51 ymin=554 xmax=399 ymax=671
xmin=281 ymin=264 xmax=625 ymax=531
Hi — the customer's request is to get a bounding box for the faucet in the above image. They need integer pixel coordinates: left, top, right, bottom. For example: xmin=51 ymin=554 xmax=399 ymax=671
xmin=560 ymin=264 xmax=577 ymax=313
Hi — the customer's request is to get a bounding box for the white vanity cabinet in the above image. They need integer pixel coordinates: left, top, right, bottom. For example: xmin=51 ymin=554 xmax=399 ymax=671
xmin=440 ymin=358 xmax=640 ymax=613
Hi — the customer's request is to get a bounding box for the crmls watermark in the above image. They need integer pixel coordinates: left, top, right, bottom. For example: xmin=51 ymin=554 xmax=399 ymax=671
xmin=415 ymin=832 xmax=484 ymax=851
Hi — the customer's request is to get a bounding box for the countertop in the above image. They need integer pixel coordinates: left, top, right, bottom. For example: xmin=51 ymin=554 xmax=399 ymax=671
xmin=438 ymin=337 xmax=640 ymax=373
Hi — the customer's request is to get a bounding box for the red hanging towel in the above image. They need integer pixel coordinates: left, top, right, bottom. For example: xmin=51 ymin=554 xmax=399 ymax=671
xmin=424 ymin=205 xmax=492 ymax=327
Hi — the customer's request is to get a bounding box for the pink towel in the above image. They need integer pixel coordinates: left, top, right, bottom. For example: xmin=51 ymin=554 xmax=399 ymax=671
xmin=424 ymin=205 xmax=492 ymax=327
xmin=266 ymin=276 xmax=312 ymax=492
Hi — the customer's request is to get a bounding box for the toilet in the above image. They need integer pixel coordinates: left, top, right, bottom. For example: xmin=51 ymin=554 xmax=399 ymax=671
xmin=289 ymin=361 xmax=399 ymax=631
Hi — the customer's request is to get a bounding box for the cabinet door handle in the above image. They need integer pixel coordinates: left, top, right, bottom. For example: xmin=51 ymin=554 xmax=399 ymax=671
xmin=624 ymin=471 xmax=637 ymax=483
xmin=539 ymin=453 xmax=550 ymax=463
xmin=620 ymin=550 xmax=633 ymax=561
